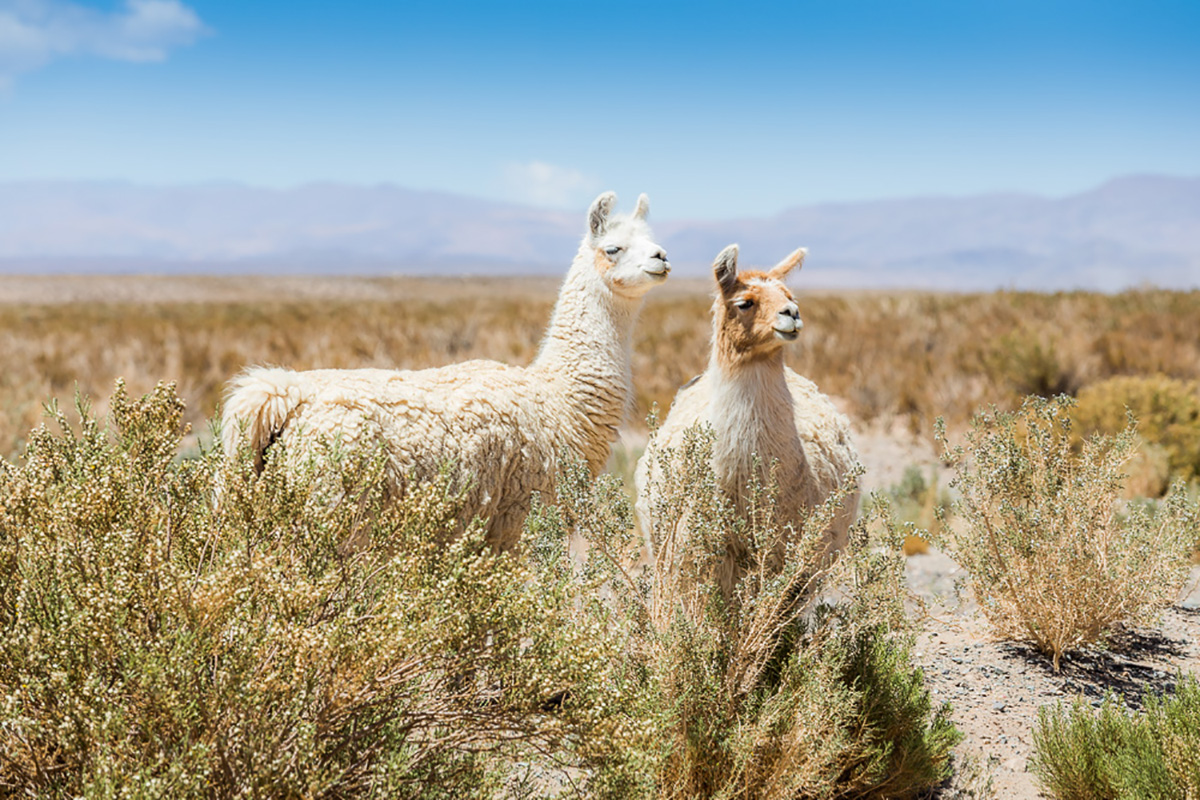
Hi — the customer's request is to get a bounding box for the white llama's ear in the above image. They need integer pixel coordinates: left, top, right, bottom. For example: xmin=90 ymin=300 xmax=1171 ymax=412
xmin=633 ymin=193 xmax=650 ymax=220
xmin=713 ymin=244 xmax=740 ymax=295
xmin=769 ymin=247 xmax=807 ymax=279
xmin=588 ymin=192 xmax=617 ymax=241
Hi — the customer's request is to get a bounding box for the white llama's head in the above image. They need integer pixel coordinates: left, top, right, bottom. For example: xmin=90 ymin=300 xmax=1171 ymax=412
xmin=711 ymin=244 xmax=807 ymax=365
xmin=582 ymin=191 xmax=670 ymax=298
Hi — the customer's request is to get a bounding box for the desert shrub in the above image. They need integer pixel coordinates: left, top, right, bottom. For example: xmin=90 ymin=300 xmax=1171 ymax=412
xmin=599 ymin=424 xmax=960 ymax=799
xmin=1031 ymin=674 xmax=1200 ymax=799
xmin=0 ymin=382 xmax=633 ymax=797
xmin=983 ymin=326 xmax=1082 ymax=399
xmin=936 ymin=395 xmax=1199 ymax=670
xmin=1073 ymin=374 xmax=1200 ymax=485
xmin=876 ymin=465 xmax=951 ymax=555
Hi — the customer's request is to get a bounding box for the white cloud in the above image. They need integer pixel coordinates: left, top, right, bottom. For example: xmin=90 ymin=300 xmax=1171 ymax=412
xmin=0 ymin=0 xmax=207 ymax=88
xmin=501 ymin=160 xmax=600 ymax=209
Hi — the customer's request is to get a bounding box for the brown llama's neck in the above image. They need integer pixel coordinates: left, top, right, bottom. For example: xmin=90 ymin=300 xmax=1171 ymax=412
xmin=707 ymin=346 xmax=806 ymax=501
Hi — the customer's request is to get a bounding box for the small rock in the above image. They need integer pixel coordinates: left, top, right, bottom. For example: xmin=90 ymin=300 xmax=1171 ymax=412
xmin=993 ymin=701 xmax=1007 ymax=712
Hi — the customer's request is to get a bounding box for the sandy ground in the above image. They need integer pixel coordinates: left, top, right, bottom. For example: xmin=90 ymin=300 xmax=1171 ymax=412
xmin=855 ymin=416 xmax=1200 ymax=799
xmin=851 ymin=414 xmax=945 ymax=495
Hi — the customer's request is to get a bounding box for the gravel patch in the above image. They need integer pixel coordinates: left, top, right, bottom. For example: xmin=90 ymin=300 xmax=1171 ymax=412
xmin=908 ymin=553 xmax=1200 ymax=799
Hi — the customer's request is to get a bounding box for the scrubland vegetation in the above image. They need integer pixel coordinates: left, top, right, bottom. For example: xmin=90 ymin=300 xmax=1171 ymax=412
xmin=0 ymin=384 xmax=633 ymax=796
xmin=929 ymin=393 xmax=1198 ymax=799
xmin=0 ymin=383 xmax=956 ymax=797
xmin=1 ymin=277 xmax=1199 ymax=798
xmin=1 ymin=280 xmax=1198 ymax=458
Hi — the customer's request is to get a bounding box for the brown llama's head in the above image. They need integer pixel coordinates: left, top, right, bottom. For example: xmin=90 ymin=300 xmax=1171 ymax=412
xmin=710 ymin=244 xmax=807 ymax=368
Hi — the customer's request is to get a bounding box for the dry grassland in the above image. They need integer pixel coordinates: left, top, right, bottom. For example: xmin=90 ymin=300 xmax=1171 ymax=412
xmin=1 ymin=275 xmax=1198 ymax=461
xmin=2 ymin=275 xmax=1200 ymax=799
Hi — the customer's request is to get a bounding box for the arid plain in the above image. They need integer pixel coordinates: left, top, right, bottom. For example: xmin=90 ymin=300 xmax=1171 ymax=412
xmin=4 ymin=274 xmax=1198 ymax=457
xmin=2 ymin=274 xmax=1199 ymax=797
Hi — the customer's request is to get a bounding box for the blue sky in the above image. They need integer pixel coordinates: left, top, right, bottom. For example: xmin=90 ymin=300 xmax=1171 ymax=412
xmin=1 ymin=0 xmax=1198 ymax=218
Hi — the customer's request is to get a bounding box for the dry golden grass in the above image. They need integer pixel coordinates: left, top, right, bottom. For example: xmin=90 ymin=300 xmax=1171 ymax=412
xmin=1 ymin=276 xmax=1198 ymax=462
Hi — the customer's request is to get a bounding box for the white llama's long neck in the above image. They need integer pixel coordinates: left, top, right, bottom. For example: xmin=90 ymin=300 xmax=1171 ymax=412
xmin=708 ymin=348 xmax=807 ymax=502
xmin=532 ymin=251 xmax=642 ymax=474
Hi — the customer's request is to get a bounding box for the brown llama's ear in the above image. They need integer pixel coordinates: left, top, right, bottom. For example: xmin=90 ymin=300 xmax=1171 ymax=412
xmin=588 ymin=192 xmax=617 ymax=241
xmin=769 ymin=247 xmax=807 ymax=279
xmin=633 ymin=193 xmax=650 ymax=220
xmin=713 ymin=244 xmax=740 ymax=296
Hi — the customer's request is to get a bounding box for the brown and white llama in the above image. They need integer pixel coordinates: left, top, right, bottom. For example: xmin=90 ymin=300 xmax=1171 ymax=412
xmin=635 ymin=243 xmax=860 ymax=601
xmin=223 ymin=191 xmax=670 ymax=551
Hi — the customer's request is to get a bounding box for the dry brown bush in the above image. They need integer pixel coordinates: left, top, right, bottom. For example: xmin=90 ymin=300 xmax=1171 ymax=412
xmin=935 ymin=395 xmax=1199 ymax=670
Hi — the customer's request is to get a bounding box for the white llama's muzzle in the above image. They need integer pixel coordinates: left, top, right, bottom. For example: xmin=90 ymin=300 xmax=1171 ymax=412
xmin=644 ymin=250 xmax=671 ymax=278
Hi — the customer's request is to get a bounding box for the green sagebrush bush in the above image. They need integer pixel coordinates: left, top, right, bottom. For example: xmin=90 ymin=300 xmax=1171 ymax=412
xmin=1073 ymin=374 xmax=1200 ymax=487
xmin=1031 ymin=674 xmax=1200 ymax=800
xmin=0 ymin=381 xmax=634 ymax=798
xmin=936 ymin=395 xmax=1199 ymax=671
xmin=578 ymin=422 xmax=960 ymax=799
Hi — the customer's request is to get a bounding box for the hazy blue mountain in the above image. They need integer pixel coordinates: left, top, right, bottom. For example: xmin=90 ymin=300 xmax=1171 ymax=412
xmin=1 ymin=175 xmax=1197 ymax=290
xmin=0 ymin=181 xmax=579 ymax=270
xmin=656 ymin=175 xmax=1200 ymax=290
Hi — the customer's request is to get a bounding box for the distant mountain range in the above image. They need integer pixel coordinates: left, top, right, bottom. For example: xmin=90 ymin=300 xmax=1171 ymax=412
xmin=1 ymin=175 xmax=1197 ymax=290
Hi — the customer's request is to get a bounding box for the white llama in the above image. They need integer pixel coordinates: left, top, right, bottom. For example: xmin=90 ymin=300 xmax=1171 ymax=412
xmin=223 ymin=191 xmax=670 ymax=551
xmin=635 ymin=244 xmax=860 ymax=598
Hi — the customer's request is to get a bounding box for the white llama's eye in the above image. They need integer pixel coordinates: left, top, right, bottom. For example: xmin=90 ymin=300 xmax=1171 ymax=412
xmin=734 ymin=298 xmax=755 ymax=310
xmin=604 ymin=246 xmax=622 ymax=257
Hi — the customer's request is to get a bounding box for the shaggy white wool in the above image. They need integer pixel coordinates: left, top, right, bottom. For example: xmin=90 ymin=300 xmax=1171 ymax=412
xmin=223 ymin=193 xmax=669 ymax=551
xmin=636 ymin=245 xmax=860 ymax=599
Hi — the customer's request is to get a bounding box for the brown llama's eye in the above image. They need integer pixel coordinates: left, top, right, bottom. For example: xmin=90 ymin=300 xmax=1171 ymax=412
xmin=734 ymin=299 xmax=754 ymax=310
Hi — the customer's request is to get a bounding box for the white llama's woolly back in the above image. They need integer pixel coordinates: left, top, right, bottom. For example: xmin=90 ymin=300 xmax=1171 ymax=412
xmin=223 ymin=192 xmax=670 ymax=550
